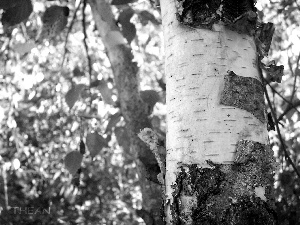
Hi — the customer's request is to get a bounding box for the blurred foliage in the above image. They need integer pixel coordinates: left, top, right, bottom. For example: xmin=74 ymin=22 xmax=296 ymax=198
xmin=259 ymin=0 xmax=300 ymax=224
xmin=0 ymin=0 xmax=163 ymax=224
xmin=0 ymin=0 xmax=299 ymax=224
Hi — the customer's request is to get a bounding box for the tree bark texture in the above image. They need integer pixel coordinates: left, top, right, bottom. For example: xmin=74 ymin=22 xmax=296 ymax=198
xmin=160 ymin=0 xmax=278 ymax=224
xmin=88 ymin=0 xmax=164 ymax=224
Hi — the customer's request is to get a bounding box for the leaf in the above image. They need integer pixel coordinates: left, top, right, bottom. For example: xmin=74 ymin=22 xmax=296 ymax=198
xmin=64 ymin=151 xmax=83 ymax=175
xmin=90 ymin=80 xmax=101 ymax=88
xmin=36 ymin=5 xmax=69 ymax=42
xmin=73 ymin=67 xmax=84 ymax=77
xmin=140 ymin=90 xmax=160 ymax=109
xmin=279 ymin=171 xmax=293 ymax=186
xmin=86 ymin=132 xmax=108 ymax=158
xmin=111 ymin=0 xmax=137 ymax=5
xmin=138 ymin=10 xmax=161 ymax=26
xmin=13 ymin=41 xmax=36 ymax=55
xmin=118 ymin=7 xmax=134 ymax=27
xmin=260 ymin=61 xmax=284 ymax=83
xmin=65 ymin=84 xmax=86 ymax=109
xmin=122 ymin=23 xmax=136 ymax=44
xmin=1 ymin=0 xmax=33 ymax=27
xmin=105 ymin=112 xmax=122 ymax=134
xmin=0 ymin=0 xmax=20 ymax=10
xmin=98 ymin=80 xmax=114 ymax=105
xmin=157 ymin=78 xmax=166 ymax=91
xmin=118 ymin=8 xmax=136 ymax=44
xmin=151 ymin=116 xmax=161 ymax=128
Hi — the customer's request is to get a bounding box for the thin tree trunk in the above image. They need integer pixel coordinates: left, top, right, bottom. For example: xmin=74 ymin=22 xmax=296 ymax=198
xmin=160 ymin=0 xmax=278 ymax=224
xmin=88 ymin=0 xmax=164 ymax=224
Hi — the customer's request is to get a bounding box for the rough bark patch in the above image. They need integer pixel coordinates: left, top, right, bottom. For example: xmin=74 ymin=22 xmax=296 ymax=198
xmin=175 ymin=0 xmax=257 ymax=34
xmin=169 ymin=141 xmax=278 ymax=224
xmin=226 ymin=139 xmax=278 ymax=224
xmin=175 ymin=0 xmax=221 ymax=29
xmin=170 ymin=163 xmax=225 ymax=224
xmin=232 ymin=140 xmax=277 ymax=201
xmin=220 ymin=71 xmax=265 ymax=123
xmin=223 ymin=196 xmax=277 ymax=225
xmin=234 ymin=139 xmax=265 ymax=164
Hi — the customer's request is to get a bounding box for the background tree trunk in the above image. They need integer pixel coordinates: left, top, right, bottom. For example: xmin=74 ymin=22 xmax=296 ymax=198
xmin=88 ymin=0 xmax=164 ymax=224
xmin=160 ymin=0 xmax=278 ymax=224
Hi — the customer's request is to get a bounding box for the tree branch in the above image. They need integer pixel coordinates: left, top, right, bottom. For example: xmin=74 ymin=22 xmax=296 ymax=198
xmin=267 ymin=83 xmax=300 ymax=121
xmin=277 ymin=100 xmax=300 ymax=121
xmin=259 ymin=64 xmax=300 ymax=180
xmin=82 ymin=0 xmax=92 ymax=83
xmin=61 ymin=1 xmax=82 ymax=69
xmin=82 ymin=0 xmax=93 ymax=106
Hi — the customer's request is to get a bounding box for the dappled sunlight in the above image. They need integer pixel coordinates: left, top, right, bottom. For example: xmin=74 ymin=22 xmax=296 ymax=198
xmin=0 ymin=0 xmax=299 ymax=224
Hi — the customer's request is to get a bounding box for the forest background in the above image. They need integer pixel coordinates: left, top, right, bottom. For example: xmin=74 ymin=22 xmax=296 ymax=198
xmin=0 ymin=0 xmax=299 ymax=224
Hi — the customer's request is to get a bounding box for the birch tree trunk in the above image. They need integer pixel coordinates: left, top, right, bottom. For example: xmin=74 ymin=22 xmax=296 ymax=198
xmin=88 ymin=0 xmax=163 ymax=224
xmin=160 ymin=0 xmax=278 ymax=224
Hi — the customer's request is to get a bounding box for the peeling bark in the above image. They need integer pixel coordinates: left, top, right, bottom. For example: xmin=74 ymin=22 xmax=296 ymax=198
xmin=220 ymin=71 xmax=266 ymax=123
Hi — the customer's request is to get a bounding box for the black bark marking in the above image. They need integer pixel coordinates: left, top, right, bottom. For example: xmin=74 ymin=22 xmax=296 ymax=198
xmin=220 ymin=71 xmax=266 ymax=123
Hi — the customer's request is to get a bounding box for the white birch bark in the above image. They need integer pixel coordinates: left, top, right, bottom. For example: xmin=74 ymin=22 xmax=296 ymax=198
xmin=160 ymin=0 xmax=269 ymax=222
